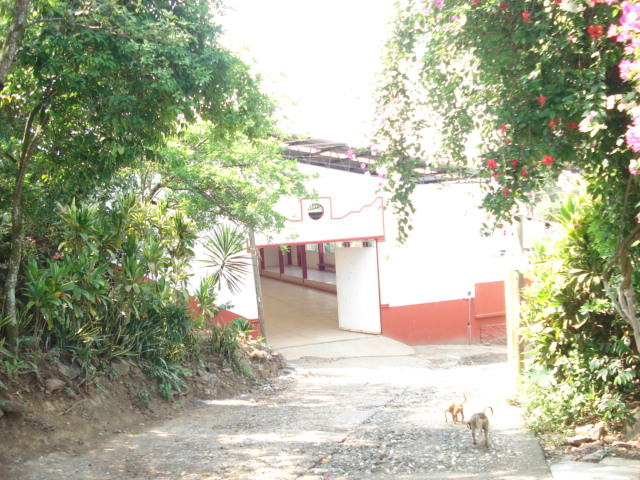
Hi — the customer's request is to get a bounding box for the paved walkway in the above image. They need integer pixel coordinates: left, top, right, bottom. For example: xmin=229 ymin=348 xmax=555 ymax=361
xmin=261 ymin=278 xmax=640 ymax=480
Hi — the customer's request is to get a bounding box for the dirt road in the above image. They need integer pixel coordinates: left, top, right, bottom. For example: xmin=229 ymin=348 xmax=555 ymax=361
xmin=8 ymin=345 xmax=552 ymax=480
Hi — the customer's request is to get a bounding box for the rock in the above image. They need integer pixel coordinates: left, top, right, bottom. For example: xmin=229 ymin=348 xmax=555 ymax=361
xmin=44 ymin=378 xmax=66 ymax=394
xmin=57 ymin=363 xmax=81 ymax=380
xmin=587 ymin=422 xmax=605 ymax=441
xmin=625 ymin=406 xmax=640 ymax=440
xmin=0 ymin=399 xmax=30 ymax=414
xmin=567 ymin=434 xmax=593 ymax=447
xmin=112 ymin=360 xmax=131 ymax=377
xmin=612 ymin=440 xmax=635 ymax=448
xmin=580 ymin=451 xmax=604 ymax=463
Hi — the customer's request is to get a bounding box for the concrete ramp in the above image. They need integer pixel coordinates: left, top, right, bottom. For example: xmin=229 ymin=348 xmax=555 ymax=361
xmin=274 ymin=335 xmax=415 ymax=361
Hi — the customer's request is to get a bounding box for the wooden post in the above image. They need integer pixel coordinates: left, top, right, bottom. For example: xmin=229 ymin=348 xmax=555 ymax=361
xmin=505 ymin=270 xmax=525 ymax=381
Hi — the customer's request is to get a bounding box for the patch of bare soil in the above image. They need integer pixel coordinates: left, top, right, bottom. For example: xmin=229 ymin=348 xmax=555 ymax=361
xmin=0 ymin=343 xmax=286 ymax=477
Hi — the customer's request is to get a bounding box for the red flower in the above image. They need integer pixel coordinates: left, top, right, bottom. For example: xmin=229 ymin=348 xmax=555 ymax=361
xmin=522 ymin=12 xmax=530 ymax=21
xmin=567 ymin=122 xmax=579 ymax=129
xmin=548 ymin=120 xmax=556 ymax=127
xmin=542 ymin=155 xmax=555 ymax=165
xmin=510 ymin=160 xmax=519 ymax=167
xmin=503 ymin=188 xmax=511 ymax=195
xmin=588 ymin=25 xmax=603 ymax=39
xmin=538 ymin=95 xmax=546 ymax=106
xmin=499 ymin=2 xmax=507 ymax=9
xmin=487 ymin=159 xmax=498 ymax=169
xmin=520 ymin=168 xmax=529 ymax=176
xmin=472 ymin=0 xmax=480 ymax=3
xmin=499 ymin=124 xmax=507 ymax=132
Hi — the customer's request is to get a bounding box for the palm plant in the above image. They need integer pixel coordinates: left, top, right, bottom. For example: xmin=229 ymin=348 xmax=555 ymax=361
xmin=199 ymin=224 xmax=251 ymax=295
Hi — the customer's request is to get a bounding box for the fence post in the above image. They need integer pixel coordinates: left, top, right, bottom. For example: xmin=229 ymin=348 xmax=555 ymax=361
xmin=505 ymin=270 xmax=525 ymax=383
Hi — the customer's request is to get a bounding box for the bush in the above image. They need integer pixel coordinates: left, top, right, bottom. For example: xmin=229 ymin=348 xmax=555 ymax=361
xmin=520 ymin=194 xmax=640 ymax=433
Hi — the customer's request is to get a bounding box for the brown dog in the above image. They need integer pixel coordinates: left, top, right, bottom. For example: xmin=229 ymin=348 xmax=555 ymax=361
xmin=467 ymin=407 xmax=494 ymax=450
xmin=444 ymin=393 xmax=467 ymax=424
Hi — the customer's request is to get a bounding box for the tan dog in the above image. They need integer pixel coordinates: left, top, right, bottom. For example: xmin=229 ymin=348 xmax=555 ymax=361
xmin=444 ymin=393 xmax=467 ymax=424
xmin=467 ymin=407 xmax=494 ymax=450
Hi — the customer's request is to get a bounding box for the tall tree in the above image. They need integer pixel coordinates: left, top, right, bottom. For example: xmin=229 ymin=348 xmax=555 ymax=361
xmin=0 ymin=0 xmax=31 ymax=91
xmin=0 ymin=0 xmax=275 ymax=349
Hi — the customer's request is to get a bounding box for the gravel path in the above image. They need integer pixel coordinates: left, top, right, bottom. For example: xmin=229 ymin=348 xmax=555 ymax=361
xmin=8 ymin=345 xmax=552 ymax=480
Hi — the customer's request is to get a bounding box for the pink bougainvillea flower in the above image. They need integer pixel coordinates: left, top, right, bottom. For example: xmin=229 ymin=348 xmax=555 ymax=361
xmin=538 ymin=95 xmax=546 ymax=106
xmin=434 ymin=0 xmax=444 ymax=8
xmin=360 ymin=162 xmax=367 ymax=169
xmin=347 ymin=149 xmax=355 ymax=159
xmin=522 ymin=12 xmax=530 ymax=21
xmin=499 ymin=124 xmax=507 ymax=132
xmin=567 ymin=122 xmax=579 ymax=129
xmin=629 ymin=159 xmax=640 ymax=175
xmin=619 ymin=59 xmax=640 ymax=81
xmin=588 ymin=25 xmax=604 ymax=39
xmin=625 ymin=118 xmax=640 ymax=152
xmin=542 ymin=155 xmax=555 ymax=165
xmin=603 ymin=0 xmax=617 ymax=4
xmin=510 ymin=160 xmax=519 ymax=167
xmin=621 ymin=2 xmax=640 ymax=32
xmin=472 ymin=0 xmax=480 ymax=3
xmin=486 ymin=159 xmax=498 ymax=169
xmin=378 ymin=173 xmax=386 ymax=179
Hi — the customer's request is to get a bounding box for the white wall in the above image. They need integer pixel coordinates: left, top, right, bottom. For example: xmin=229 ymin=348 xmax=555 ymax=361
xmin=263 ymin=246 xmax=280 ymax=268
xmin=206 ymin=163 xmax=536 ymax=319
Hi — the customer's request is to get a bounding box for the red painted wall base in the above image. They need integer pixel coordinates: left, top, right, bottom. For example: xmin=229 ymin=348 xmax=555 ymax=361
xmin=381 ymin=281 xmax=507 ymax=346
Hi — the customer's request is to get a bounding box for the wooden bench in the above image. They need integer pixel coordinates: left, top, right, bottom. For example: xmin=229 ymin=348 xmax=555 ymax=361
xmin=317 ymin=263 xmax=335 ymax=272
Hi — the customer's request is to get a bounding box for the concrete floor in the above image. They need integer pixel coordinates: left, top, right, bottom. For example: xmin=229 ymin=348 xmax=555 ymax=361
xmin=259 ymin=276 xmax=414 ymax=360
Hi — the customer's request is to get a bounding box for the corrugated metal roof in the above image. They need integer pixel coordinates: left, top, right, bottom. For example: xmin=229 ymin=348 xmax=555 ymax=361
xmin=282 ymin=137 xmax=478 ymax=184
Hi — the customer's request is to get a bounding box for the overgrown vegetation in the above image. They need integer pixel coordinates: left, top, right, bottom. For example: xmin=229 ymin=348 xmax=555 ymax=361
xmin=0 ymin=0 xmax=307 ymax=401
xmin=375 ymin=0 xmax=640 ymax=436
xmin=0 ymin=194 xmax=264 ymax=399
xmin=520 ymin=194 xmax=640 ymax=434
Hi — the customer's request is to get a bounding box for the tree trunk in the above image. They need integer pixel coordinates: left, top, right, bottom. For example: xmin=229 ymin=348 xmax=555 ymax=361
xmin=4 ymin=103 xmax=46 ymax=351
xmin=0 ymin=0 xmax=32 ymax=92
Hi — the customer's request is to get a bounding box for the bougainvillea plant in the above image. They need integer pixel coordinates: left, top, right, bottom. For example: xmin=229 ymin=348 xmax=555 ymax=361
xmin=374 ymin=0 xmax=640 ymax=348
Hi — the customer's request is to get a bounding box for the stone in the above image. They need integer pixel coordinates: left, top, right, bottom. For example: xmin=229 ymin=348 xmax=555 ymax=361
xmin=45 ymin=378 xmax=66 ymax=394
xmin=58 ymin=363 xmax=81 ymax=380
xmin=567 ymin=434 xmax=593 ymax=447
xmin=625 ymin=407 xmax=640 ymax=441
xmin=112 ymin=360 xmax=131 ymax=377
xmin=588 ymin=422 xmax=605 ymax=441
xmin=0 ymin=399 xmax=30 ymax=414
xmin=580 ymin=451 xmax=604 ymax=463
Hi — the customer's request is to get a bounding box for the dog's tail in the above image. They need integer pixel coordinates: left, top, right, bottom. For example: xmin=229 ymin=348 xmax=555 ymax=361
xmin=462 ymin=393 xmax=467 ymax=404
xmin=483 ymin=406 xmax=494 ymax=416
